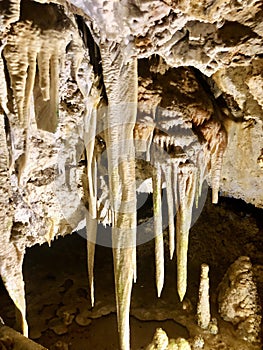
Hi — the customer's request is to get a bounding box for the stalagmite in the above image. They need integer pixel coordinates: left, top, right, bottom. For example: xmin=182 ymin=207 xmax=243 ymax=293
xmin=197 ymin=264 xmax=211 ymax=329
xmin=100 ymin=42 xmax=137 ymax=350
xmin=176 ymin=163 xmax=197 ymax=301
xmin=153 ymin=162 xmax=164 ymax=297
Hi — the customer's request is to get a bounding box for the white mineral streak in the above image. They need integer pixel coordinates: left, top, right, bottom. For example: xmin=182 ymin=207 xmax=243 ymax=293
xmin=0 ymin=114 xmax=28 ymax=336
xmin=100 ymin=42 xmax=137 ymax=350
xmin=163 ymin=162 xmax=175 ymax=260
xmin=153 ymin=162 xmax=164 ymax=297
xmin=197 ymin=264 xmax=211 ymax=329
xmin=176 ymin=163 xmax=197 ymax=301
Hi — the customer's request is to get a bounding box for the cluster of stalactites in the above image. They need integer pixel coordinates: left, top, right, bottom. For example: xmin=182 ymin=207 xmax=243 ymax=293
xmin=3 ymin=21 xmax=71 ymax=130
xmin=85 ymin=42 xmax=138 ymax=350
xmin=1 ymin=20 xmax=73 ymax=186
xmin=151 ymin=152 xmax=197 ymax=301
xmin=0 ymin=18 xmax=75 ymax=339
xmin=92 ymin=102 xmax=227 ymax=311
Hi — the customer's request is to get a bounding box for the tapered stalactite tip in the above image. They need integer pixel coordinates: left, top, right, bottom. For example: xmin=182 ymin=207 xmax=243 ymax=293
xmin=178 ymin=282 xmax=187 ymax=302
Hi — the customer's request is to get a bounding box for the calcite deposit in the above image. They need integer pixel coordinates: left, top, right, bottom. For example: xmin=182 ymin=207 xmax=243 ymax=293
xmin=218 ymin=256 xmax=262 ymax=344
xmin=0 ymin=0 xmax=262 ymax=349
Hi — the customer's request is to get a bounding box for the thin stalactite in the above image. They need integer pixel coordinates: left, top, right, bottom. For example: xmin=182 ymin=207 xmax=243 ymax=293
xmin=84 ymin=90 xmax=99 ymax=308
xmin=176 ymin=163 xmax=197 ymax=301
xmin=163 ymin=161 xmax=175 ymax=260
xmin=153 ymin=162 xmax=164 ymax=297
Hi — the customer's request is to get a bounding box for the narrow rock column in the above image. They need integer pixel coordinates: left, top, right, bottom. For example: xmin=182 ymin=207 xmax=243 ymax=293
xmin=100 ymin=42 xmax=138 ymax=350
xmin=176 ymin=163 xmax=197 ymax=301
xmin=197 ymin=263 xmax=211 ymax=329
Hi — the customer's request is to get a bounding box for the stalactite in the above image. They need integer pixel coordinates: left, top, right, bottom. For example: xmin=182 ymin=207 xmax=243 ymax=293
xmin=86 ymin=154 xmax=98 ymax=308
xmin=3 ymin=22 xmax=40 ymax=128
xmin=84 ymin=88 xmax=100 ymax=308
xmin=153 ymin=162 xmax=164 ymax=297
xmin=37 ymin=49 xmax=51 ymax=102
xmin=3 ymin=21 xmax=72 ymax=186
xmin=172 ymin=160 xmax=179 ymax=213
xmin=201 ymin=120 xmax=227 ymax=204
xmin=163 ymin=161 xmax=175 ymax=260
xmin=176 ymin=163 xmax=197 ymax=301
xmin=86 ymin=214 xmax=97 ymax=308
xmin=100 ymin=42 xmax=137 ymax=350
xmin=36 ymin=31 xmax=71 ymax=132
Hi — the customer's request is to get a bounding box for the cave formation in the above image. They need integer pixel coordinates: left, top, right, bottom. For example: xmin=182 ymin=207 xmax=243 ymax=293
xmin=0 ymin=0 xmax=262 ymax=349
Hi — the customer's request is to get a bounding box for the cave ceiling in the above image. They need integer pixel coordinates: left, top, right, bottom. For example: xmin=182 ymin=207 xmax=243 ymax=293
xmin=0 ymin=0 xmax=262 ymax=349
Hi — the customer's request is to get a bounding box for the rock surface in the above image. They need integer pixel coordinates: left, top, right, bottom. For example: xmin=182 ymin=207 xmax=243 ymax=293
xmin=218 ymin=256 xmax=262 ymax=344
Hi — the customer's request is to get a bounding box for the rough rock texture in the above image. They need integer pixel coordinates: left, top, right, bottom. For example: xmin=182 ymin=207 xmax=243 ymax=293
xmin=0 ymin=0 xmax=262 ymax=349
xmin=146 ymin=328 xmax=192 ymax=350
xmin=0 ymin=321 xmax=47 ymax=350
xmin=218 ymin=256 xmax=262 ymax=344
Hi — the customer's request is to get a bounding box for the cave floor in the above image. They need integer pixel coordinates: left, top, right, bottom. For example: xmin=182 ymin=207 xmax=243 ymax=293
xmin=0 ymin=193 xmax=262 ymax=349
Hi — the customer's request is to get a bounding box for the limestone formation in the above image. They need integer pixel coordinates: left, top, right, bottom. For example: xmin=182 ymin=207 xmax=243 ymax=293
xmin=0 ymin=1 xmax=262 ymax=350
xmin=218 ymin=256 xmax=262 ymax=344
xmin=197 ymin=264 xmax=211 ymax=330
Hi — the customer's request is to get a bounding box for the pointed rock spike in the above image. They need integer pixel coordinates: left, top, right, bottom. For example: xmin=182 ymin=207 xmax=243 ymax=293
xmin=100 ymin=43 xmax=137 ymax=350
xmin=164 ymin=163 xmax=175 ymax=260
xmin=86 ymin=215 xmax=97 ymax=307
xmin=1 ymin=247 xmax=28 ymax=336
xmin=176 ymin=164 xmax=197 ymax=301
xmin=153 ymin=163 xmax=164 ymax=297
xmin=112 ymin=233 xmax=134 ymax=350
